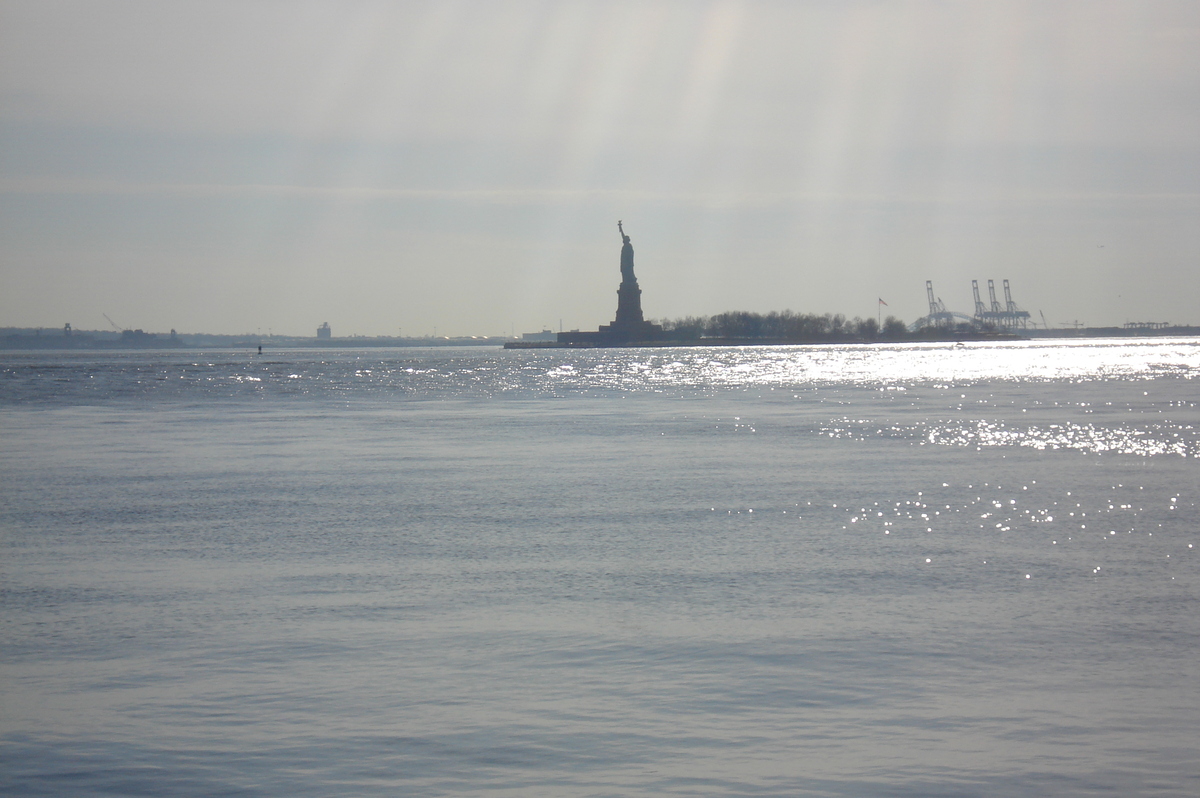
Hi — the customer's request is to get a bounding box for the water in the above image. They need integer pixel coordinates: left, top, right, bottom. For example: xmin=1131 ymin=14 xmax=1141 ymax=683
xmin=2 ymin=340 xmax=1198 ymax=796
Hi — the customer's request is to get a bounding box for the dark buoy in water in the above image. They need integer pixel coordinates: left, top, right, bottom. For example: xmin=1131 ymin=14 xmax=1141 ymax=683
xmin=257 ymin=345 xmax=262 ymax=354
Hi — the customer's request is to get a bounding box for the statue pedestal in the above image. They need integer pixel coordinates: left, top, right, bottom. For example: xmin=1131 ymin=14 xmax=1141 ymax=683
xmin=614 ymin=282 xmax=644 ymax=325
xmin=587 ymin=280 xmax=660 ymax=342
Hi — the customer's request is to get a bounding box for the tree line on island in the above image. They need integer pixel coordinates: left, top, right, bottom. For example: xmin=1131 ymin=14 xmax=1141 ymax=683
xmin=651 ymin=310 xmax=910 ymax=342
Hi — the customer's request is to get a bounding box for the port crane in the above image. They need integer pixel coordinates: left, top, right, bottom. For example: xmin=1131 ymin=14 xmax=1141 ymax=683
xmin=969 ymin=280 xmax=1031 ymax=330
xmin=912 ymin=280 xmax=973 ymax=329
xmin=917 ymin=278 xmax=1036 ymax=331
xmin=1002 ymin=280 xmax=1030 ymax=328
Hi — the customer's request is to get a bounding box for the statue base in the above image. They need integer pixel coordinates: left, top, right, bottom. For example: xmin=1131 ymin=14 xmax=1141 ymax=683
xmin=614 ymin=282 xmax=644 ymax=326
xmin=556 ymin=320 xmax=663 ymax=346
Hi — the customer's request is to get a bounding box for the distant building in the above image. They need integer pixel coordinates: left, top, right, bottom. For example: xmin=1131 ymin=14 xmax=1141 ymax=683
xmin=317 ymin=322 xmax=331 ymax=339
xmin=522 ymin=330 xmax=557 ymax=342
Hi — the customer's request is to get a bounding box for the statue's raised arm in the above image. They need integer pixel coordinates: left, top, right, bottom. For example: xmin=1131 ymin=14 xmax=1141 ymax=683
xmin=618 ymin=220 xmax=627 ymax=242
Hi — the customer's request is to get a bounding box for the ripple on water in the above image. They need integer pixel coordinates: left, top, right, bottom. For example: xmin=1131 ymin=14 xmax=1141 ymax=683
xmin=2 ymin=339 xmax=1199 ymax=405
xmin=821 ymin=417 xmax=1200 ymax=458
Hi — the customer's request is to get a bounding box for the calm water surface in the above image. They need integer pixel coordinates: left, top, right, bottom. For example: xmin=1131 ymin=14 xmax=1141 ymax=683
xmin=2 ymin=340 xmax=1198 ymax=796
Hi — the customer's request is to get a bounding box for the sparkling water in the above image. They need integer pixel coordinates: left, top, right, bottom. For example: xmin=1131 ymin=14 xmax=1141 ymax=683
xmin=2 ymin=340 xmax=1198 ymax=796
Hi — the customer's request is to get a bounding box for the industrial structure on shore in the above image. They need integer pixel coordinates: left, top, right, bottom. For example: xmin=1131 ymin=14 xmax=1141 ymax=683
xmin=915 ymin=279 xmax=1032 ymax=331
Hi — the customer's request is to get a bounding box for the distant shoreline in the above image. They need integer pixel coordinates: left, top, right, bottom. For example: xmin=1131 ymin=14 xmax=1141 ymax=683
xmin=0 ymin=333 xmax=508 ymax=351
xmin=505 ymin=327 xmax=1200 ymax=349
xmin=4 ymin=326 xmax=1198 ymax=352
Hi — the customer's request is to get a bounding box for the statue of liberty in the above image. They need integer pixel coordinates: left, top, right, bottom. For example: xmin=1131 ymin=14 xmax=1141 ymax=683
xmin=618 ymin=220 xmax=636 ymax=284
xmin=539 ymin=220 xmax=661 ymax=344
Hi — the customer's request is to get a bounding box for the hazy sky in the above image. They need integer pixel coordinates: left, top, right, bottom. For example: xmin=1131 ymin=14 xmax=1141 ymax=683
xmin=2 ymin=0 xmax=1197 ymax=336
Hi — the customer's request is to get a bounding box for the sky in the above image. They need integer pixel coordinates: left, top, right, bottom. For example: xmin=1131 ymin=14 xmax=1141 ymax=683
xmin=1 ymin=0 xmax=1197 ymax=337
